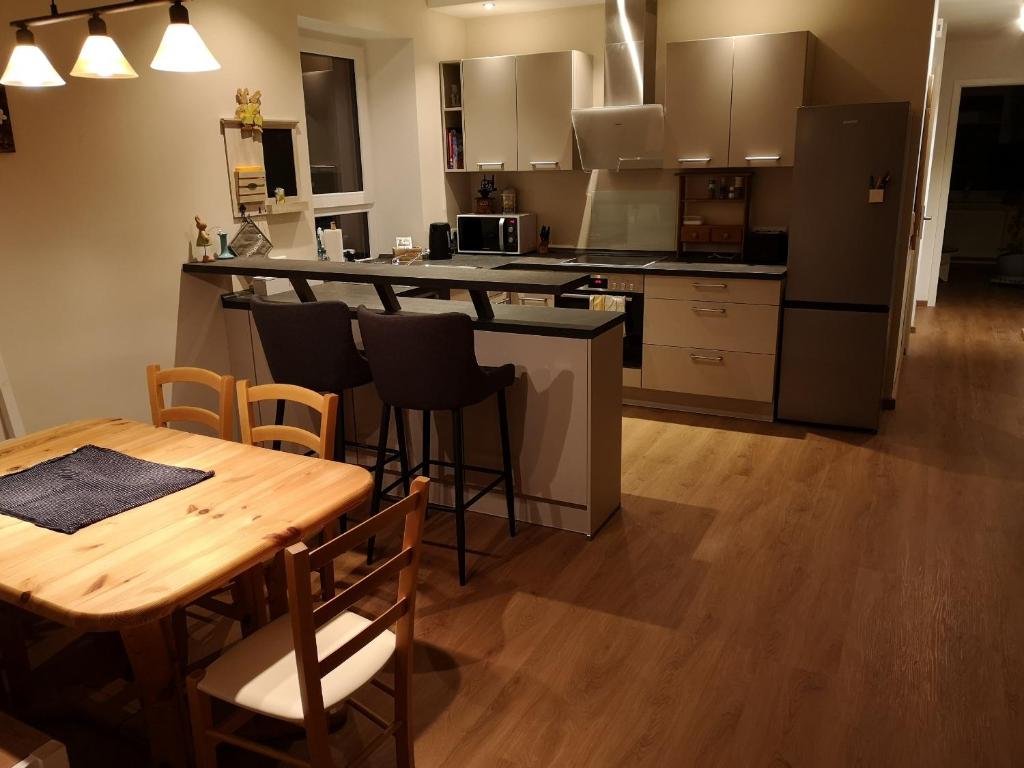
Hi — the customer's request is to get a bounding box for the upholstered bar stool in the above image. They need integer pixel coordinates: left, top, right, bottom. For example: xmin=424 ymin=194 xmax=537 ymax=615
xmin=357 ymin=307 xmax=517 ymax=585
xmin=251 ymin=297 xmax=409 ymax=485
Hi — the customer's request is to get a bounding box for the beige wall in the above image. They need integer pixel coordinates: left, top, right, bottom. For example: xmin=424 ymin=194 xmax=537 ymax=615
xmin=0 ymin=0 xmax=464 ymax=433
xmin=914 ymin=29 xmax=1024 ymax=306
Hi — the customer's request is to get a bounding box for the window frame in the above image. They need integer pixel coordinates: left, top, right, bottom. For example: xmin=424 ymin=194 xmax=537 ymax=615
xmin=297 ymin=36 xmax=375 ymax=215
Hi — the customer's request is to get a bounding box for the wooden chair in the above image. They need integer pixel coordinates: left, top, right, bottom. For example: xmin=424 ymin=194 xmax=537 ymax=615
xmin=187 ymin=476 xmax=429 ymax=768
xmin=146 ymin=364 xmax=235 ymax=441
xmin=236 ymin=381 xmax=338 ymax=460
xmin=148 ymin=364 xmax=258 ymax=660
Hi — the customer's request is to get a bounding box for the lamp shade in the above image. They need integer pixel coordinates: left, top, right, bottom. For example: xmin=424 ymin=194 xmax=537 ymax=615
xmin=1 ymin=28 xmax=65 ymax=88
xmin=151 ymin=3 xmax=219 ymax=73
xmin=71 ymin=17 xmax=138 ymax=79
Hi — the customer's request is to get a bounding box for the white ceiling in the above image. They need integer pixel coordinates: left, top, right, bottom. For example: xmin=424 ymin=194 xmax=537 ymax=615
xmin=940 ymin=0 xmax=1023 ymax=36
xmin=427 ymin=0 xmax=601 ymax=19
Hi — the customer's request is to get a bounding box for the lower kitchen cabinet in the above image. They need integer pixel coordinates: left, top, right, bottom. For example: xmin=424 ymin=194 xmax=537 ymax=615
xmin=642 ymin=345 xmax=777 ymax=402
xmin=644 ymin=297 xmax=779 ymax=353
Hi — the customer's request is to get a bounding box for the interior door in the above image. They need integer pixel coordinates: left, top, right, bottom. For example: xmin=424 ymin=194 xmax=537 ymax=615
xmin=463 ymin=55 xmax=518 ymax=172
xmin=729 ymin=31 xmax=809 ymax=167
xmin=664 ymin=38 xmax=734 ymax=169
xmin=787 ymin=102 xmax=910 ymax=306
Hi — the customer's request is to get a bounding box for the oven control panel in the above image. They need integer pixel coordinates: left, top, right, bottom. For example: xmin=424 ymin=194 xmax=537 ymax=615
xmin=587 ymin=273 xmax=645 ymax=294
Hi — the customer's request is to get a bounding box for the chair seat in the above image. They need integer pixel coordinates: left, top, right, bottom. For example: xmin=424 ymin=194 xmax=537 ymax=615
xmin=198 ymin=610 xmax=396 ymax=722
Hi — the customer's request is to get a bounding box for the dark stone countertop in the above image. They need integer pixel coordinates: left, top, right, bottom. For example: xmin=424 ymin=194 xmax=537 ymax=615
xmin=505 ymin=251 xmax=787 ymax=279
xmin=219 ymin=283 xmax=625 ymax=340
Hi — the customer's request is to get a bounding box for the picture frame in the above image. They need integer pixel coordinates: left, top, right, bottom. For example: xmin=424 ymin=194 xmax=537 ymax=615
xmin=0 ymin=86 xmax=14 ymax=154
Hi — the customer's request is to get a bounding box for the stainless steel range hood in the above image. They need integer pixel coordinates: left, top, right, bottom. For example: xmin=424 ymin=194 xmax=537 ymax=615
xmin=572 ymin=0 xmax=664 ymax=171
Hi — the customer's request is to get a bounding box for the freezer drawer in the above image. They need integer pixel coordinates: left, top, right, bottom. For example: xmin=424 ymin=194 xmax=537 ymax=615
xmin=776 ymin=307 xmax=890 ymax=430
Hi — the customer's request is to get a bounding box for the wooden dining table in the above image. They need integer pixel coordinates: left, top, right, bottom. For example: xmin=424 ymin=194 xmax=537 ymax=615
xmin=0 ymin=418 xmax=373 ymax=767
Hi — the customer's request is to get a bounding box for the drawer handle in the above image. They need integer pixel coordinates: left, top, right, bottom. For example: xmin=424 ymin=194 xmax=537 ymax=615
xmin=476 ymin=161 xmax=505 ymax=169
xmin=689 ymin=354 xmax=725 ymax=363
xmin=692 ymin=307 xmax=726 ymax=314
xmin=677 ymin=157 xmax=711 ymax=163
xmin=529 ymin=160 xmax=560 ymax=167
xmin=692 ymin=282 xmax=728 ymax=289
xmin=520 ymin=296 xmax=549 ymax=304
xmin=745 ymin=154 xmax=781 ymax=162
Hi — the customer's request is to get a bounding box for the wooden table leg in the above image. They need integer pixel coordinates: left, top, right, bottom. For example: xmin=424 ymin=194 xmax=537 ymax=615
xmin=0 ymin=604 xmax=32 ymax=715
xmin=234 ymin=566 xmax=269 ymax=635
xmin=265 ymin=552 xmax=289 ymax=621
xmin=121 ymin=618 xmax=191 ymax=768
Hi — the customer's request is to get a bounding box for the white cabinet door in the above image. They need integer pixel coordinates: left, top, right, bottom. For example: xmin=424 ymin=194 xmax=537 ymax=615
xmin=463 ymin=55 xmax=519 ymax=172
xmin=516 ymin=51 xmax=592 ymax=171
xmin=664 ymin=38 xmax=734 ymax=170
xmin=729 ymin=31 xmax=810 ymax=167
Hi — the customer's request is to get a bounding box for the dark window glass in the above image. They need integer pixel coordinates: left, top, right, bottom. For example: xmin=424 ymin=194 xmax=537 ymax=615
xmin=315 ymin=213 xmax=371 ymax=261
xmin=300 ymin=52 xmax=364 ymax=195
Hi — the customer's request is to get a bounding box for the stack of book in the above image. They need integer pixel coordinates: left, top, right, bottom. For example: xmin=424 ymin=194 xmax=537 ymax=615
xmin=446 ymin=128 xmax=464 ymax=170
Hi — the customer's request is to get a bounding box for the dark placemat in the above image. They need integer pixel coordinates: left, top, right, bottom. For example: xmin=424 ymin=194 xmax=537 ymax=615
xmin=0 ymin=444 xmax=214 ymax=534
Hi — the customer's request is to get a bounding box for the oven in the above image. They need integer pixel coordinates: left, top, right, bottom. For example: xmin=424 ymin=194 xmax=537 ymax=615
xmin=554 ymin=273 xmax=644 ymax=369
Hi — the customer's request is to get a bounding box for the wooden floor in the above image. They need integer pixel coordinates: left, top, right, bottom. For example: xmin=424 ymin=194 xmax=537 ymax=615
xmin=15 ymin=266 xmax=1024 ymax=766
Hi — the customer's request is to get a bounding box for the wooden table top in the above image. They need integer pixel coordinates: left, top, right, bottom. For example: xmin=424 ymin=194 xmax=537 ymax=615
xmin=0 ymin=419 xmax=372 ymax=631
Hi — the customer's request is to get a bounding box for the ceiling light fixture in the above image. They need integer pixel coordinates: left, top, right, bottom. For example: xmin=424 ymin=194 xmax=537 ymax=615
xmin=1018 ymin=3 xmax=1024 ymax=32
xmin=151 ymin=1 xmax=220 ymax=73
xmin=70 ymin=14 xmax=138 ymax=79
xmin=0 ymin=25 xmax=65 ymax=88
xmin=483 ymin=2 xmax=497 ymax=9
xmin=4 ymin=0 xmax=218 ymax=88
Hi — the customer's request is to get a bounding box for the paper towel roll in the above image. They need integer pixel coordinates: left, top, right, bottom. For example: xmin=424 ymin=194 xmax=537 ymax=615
xmin=322 ymin=227 xmax=344 ymax=261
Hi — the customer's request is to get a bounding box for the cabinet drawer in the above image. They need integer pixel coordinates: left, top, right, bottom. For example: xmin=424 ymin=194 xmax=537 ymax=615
xmin=642 ymin=345 xmax=776 ymax=402
xmin=644 ymin=298 xmax=779 ymax=353
xmin=646 ymin=275 xmax=782 ymax=305
xmin=710 ymin=226 xmax=744 ymax=244
xmin=681 ymin=225 xmax=711 ymax=243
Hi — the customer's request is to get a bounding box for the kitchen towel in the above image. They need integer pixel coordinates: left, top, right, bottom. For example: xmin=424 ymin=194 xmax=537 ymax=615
xmin=604 ymin=295 xmax=627 ymax=313
xmin=0 ymin=444 xmax=214 ymax=534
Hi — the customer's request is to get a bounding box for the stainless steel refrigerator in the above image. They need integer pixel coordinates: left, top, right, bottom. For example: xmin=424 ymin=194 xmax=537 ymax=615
xmin=777 ymin=102 xmax=911 ymax=430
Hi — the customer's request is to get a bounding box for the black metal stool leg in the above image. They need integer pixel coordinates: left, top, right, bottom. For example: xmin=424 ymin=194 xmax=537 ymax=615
xmin=367 ymin=402 xmax=391 ymax=564
xmin=497 ymin=388 xmax=517 ymax=537
xmin=272 ymin=399 xmax=285 ymax=451
xmin=453 ymin=408 xmax=468 ymax=586
xmin=394 ymin=407 xmax=412 ymax=497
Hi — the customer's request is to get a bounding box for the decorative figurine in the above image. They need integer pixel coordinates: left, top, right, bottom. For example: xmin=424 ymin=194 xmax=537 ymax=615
xmin=234 ymin=88 xmax=264 ymax=134
xmin=475 ymin=174 xmax=497 ymax=214
xmin=194 ymin=216 xmax=214 ymax=262
xmin=274 ymin=187 xmax=286 ymax=204
xmin=217 ymin=230 xmax=233 ymax=260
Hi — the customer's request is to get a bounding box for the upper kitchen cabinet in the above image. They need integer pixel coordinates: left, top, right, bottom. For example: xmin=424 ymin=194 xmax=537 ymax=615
xmin=516 ymin=50 xmax=593 ymax=171
xmin=463 ymin=55 xmax=519 ymax=172
xmin=664 ymin=31 xmax=813 ymax=170
xmin=664 ymin=37 xmax=734 ymax=169
xmin=729 ymin=31 xmax=813 ymax=167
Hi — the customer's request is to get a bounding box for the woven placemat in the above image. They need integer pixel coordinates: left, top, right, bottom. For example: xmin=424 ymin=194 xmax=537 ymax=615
xmin=0 ymin=444 xmax=214 ymax=534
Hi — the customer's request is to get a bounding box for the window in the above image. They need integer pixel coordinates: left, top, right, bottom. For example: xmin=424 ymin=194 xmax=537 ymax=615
xmin=299 ymin=36 xmax=374 ymax=256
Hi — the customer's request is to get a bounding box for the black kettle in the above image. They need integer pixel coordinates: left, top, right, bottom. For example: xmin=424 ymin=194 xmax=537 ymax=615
xmin=428 ymin=222 xmax=454 ymax=260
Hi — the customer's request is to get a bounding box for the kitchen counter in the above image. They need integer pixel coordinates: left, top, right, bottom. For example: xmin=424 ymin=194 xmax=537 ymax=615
xmin=220 ymin=283 xmax=625 ymax=340
xmin=507 ymin=253 xmax=787 ymax=280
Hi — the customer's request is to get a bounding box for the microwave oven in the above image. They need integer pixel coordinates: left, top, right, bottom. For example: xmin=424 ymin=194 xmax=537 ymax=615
xmin=456 ymin=213 xmax=538 ymax=255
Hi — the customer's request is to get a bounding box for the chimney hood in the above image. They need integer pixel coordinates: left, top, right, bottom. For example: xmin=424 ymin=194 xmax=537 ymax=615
xmin=572 ymin=0 xmax=663 ymax=171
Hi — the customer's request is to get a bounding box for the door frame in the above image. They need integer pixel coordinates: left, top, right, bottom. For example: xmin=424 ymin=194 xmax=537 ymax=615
xmin=921 ymin=76 xmax=1024 ymax=305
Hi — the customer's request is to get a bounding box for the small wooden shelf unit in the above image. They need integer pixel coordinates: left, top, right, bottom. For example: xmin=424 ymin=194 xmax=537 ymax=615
xmin=677 ymin=171 xmax=754 ymax=259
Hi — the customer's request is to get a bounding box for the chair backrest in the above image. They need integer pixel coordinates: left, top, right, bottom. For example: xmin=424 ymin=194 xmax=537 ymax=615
xmin=283 ymin=476 xmax=429 ymax=724
xmin=251 ymin=297 xmax=372 ymax=393
xmin=236 ymin=380 xmax=338 ymax=459
xmin=356 ymin=308 xmax=489 ymax=411
xmin=146 ymin=364 xmax=234 ymax=440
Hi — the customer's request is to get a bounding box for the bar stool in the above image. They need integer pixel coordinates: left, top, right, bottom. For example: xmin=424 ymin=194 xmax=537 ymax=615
xmin=251 ymin=297 xmax=409 ymax=485
xmin=357 ymin=307 xmax=517 ymax=585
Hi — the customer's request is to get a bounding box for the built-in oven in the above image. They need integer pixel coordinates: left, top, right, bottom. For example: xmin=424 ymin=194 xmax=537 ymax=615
xmin=457 ymin=213 xmax=538 ymax=255
xmin=554 ymin=273 xmax=644 ymax=369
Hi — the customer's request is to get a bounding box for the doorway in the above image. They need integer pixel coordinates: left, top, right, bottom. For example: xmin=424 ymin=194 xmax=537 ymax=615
xmin=939 ymin=84 xmax=1024 ymax=293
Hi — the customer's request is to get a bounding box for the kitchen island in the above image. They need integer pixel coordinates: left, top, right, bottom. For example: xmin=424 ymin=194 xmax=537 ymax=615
xmin=182 ymin=258 xmax=624 ymax=537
